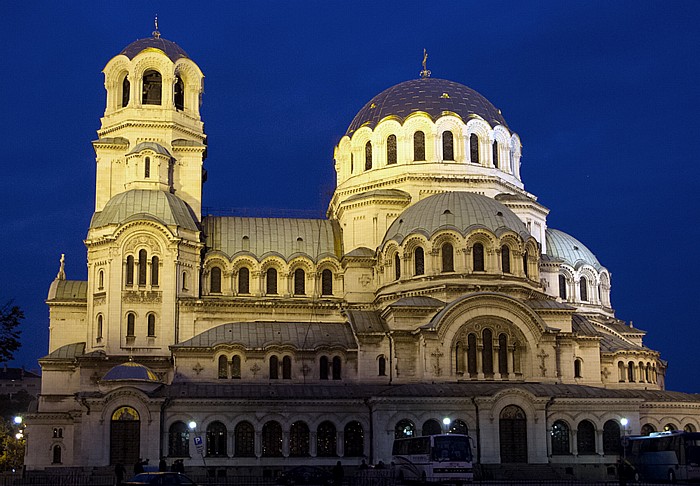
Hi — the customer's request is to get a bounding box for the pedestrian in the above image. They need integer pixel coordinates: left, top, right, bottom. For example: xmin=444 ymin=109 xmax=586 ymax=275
xmin=332 ymin=460 xmax=344 ymax=486
xmin=173 ymin=459 xmax=185 ymax=474
xmin=133 ymin=458 xmax=144 ymax=475
xmin=358 ymin=459 xmax=368 ymax=470
xmin=115 ymin=463 xmax=126 ymax=486
xmin=159 ymin=457 xmax=167 ymax=472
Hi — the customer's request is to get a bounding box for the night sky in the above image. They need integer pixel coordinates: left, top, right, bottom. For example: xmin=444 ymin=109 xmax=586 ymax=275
xmin=2 ymin=2 xmax=699 ymax=393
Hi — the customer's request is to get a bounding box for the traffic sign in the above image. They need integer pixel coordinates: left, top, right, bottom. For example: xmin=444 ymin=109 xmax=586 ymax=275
xmin=193 ymin=436 xmax=204 ymax=454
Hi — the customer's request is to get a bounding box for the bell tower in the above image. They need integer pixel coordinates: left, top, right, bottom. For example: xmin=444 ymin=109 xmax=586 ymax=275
xmin=94 ymin=25 xmax=206 ymax=218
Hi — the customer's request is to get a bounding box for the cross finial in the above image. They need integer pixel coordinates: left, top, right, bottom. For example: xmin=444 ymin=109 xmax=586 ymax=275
xmin=56 ymin=253 xmax=66 ymax=280
xmin=420 ymin=48 xmax=431 ymax=79
xmin=153 ymin=14 xmax=161 ymax=38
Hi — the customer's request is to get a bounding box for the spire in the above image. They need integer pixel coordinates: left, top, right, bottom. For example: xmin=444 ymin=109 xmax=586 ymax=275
xmin=152 ymin=14 xmax=161 ymax=39
xmin=420 ymin=48 xmax=431 ymax=79
xmin=56 ymin=254 xmax=66 ymax=280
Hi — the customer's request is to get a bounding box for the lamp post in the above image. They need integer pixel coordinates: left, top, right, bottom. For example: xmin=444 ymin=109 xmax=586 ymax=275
xmin=188 ymin=421 xmax=208 ymax=479
xmin=619 ymin=418 xmax=629 ymax=484
xmin=443 ymin=417 xmax=451 ymax=434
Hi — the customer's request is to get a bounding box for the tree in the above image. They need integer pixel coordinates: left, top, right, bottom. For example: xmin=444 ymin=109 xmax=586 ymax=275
xmin=0 ymin=420 xmax=25 ymax=472
xmin=0 ymin=301 xmax=23 ymax=364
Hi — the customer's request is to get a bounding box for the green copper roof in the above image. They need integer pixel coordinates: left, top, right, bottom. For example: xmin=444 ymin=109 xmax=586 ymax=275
xmin=545 ymin=228 xmax=602 ymax=270
xmin=90 ymin=190 xmax=199 ymax=231
xmin=202 ymin=217 xmax=341 ymax=261
xmin=383 ymin=191 xmax=530 ymax=246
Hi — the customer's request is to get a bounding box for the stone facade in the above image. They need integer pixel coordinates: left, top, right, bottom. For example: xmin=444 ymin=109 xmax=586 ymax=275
xmin=24 ymin=32 xmax=700 ymax=478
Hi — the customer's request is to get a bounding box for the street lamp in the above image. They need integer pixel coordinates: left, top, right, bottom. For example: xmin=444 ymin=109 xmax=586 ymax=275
xmin=13 ymin=416 xmax=22 ymax=425
xmin=443 ymin=417 xmax=451 ymax=433
xmin=188 ymin=421 xmax=197 ymax=431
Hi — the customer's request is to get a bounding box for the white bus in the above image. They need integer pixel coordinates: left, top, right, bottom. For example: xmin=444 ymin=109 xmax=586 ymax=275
xmin=391 ymin=434 xmax=473 ymax=484
xmin=625 ymin=430 xmax=700 ymax=483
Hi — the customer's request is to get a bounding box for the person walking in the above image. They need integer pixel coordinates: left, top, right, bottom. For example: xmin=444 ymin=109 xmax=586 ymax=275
xmin=115 ymin=463 xmax=126 ymax=486
xmin=332 ymin=460 xmax=344 ymax=486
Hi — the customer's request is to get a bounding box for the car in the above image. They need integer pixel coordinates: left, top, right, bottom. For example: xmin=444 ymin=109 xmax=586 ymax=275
xmin=276 ymin=465 xmax=334 ymax=485
xmin=123 ymin=472 xmax=198 ymax=485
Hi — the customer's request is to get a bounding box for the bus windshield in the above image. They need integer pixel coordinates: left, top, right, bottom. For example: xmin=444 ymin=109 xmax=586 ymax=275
xmin=432 ymin=435 xmax=472 ymax=462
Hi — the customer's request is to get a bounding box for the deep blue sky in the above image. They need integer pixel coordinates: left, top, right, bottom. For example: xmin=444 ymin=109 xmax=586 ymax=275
xmin=2 ymin=2 xmax=699 ymax=393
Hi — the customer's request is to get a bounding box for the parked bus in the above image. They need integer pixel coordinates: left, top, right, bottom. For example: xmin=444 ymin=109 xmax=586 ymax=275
xmin=392 ymin=434 xmax=473 ymax=484
xmin=625 ymin=430 xmax=700 ymax=482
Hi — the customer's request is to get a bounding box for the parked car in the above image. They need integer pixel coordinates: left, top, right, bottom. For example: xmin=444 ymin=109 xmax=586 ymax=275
xmin=276 ymin=466 xmax=334 ymax=485
xmin=123 ymin=472 xmax=198 ymax=485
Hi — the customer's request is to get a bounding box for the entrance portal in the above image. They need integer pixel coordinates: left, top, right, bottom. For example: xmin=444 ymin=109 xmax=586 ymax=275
xmin=110 ymin=406 xmax=140 ymax=466
xmin=499 ymin=404 xmax=527 ymax=463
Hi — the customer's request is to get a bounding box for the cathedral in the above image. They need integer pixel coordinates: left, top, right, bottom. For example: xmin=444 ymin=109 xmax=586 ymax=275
xmin=24 ymin=31 xmax=700 ymax=480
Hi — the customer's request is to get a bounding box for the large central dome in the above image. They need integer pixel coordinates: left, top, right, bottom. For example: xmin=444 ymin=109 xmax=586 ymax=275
xmin=346 ymin=78 xmax=508 ymax=136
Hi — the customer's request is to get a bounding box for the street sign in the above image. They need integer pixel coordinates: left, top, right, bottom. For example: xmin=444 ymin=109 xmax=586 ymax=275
xmin=193 ymin=436 xmax=204 ymax=454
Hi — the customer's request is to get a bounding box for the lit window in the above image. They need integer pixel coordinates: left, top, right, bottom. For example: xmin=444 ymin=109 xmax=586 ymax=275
xmin=206 ymin=421 xmax=227 ymax=458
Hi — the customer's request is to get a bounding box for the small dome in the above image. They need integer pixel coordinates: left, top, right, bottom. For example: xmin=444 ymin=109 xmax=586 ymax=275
xmin=119 ymin=36 xmax=189 ymax=62
xmin=102 ymin=361 xmax=160 ymax=382
xmin=90 ymin=189 xmax=199 ymax=231
xmin=347 ymin=78 xmax=508 ymax=136
xmin=546 ymin=228 xmax=603 ymax=270
xmin=127 ymin=142 xmax=172 ymax=157
xmin=382 ymin=192 xmax=530 ymax=245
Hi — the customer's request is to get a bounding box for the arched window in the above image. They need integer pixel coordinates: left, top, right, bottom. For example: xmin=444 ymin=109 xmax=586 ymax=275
xmin=414 ymin=131 xmax=425 ymax=161
xmin=469 ymin=134 xmax=479 ymax=164
xmin=206 ymin=421 xmax=227 ymax=457
xmin=332 ymin=356 xmax=341 ymax=380
xmin=262 ymin=421 xmax=283 ymax=457
xmin=126 ymin=255 xmax=134 ymax=286
xmin=603 ymin=420 xmax=621 ymax=455
xmin=126 ymin=313 xmax=135 ymax=337
xmin=387 ymin=134 xmax=397 ymax=165
xmin=493 ymin=140 xmax=499 ymax=168
xmin=442 ymin=243 xmax=454 ymax=272
xmin=414 ymin=247 xmax=424 ymax=276
xmin=98 ymin=270 xmax=104 ymax=290
xmin=551 ymin=420 xmax=570 ymax=455
xmin=269 ymin=356 xmax=279 ymax=379
xmin=580 ymin=276 xmax=588 ymax=301
xmin=168 ymin=422 xmax=190 ymax=457
xmin=144 ymin=157 xmax=151 ymax=178
xmin=151 ymin=256 xmax=159 ymax=286
xmin=467 ymin=333 xmax=477 ymax=375
xmin=645 ymin=363 xmax=651 ymax=382
xmin=174 ymin=76 xmax=184 ymax=111
xmin=627 ymin=361 xmax=635 ymax=382
xmin=320 ymin=356 xmax=329 ymax=380
xmin=238 ymin=267 xmax=250 ymax=294
xmin=455 ymin=342 xmax=463 ymax=374
xmin=138 ymin=249 xmax=148 ymax=286
xmin=344 ymin=421 xmax=364 ymax=457
xmin=142 ymin=70 xmax=162 ymax=105
xmin=422 ymin=419 xmax=442 ymax=436
xmin=498 ymin=334 xmax=508 ymax=374
xmin=523 ymin=251 xmax=529 ymax=277
xmin=449 ymin=420 xmax=468 ymax=435
xmin=574 ymin=358 xmax=582 ymax=378
xmin=218 ymin=356 xmax=228 ymax=379
xmin=282 ymin=356 xmax=292 ymax=379
xmin=501 ymin=245 xmax=511 ymax=274
xmin=641 ymin=424 xmax=655 ymax=436
xmin=53 ymin=428 xmax=58 ymax=438
xmin=147 ymin=314 xmax=156 ymax=337
xmin=394 ymin=419 xmax=415 ymax=439
xmin=266 ymin=268 xmax=277 ymax=294
xmin=378 ymin=355 xmax=386 ymax=376
xmin=289 ymin=421 xmax=310 ymax=457
xmin=321 ymin=269 xmax=333 ymax=295
xmin=231 ymin=356 xmax=241 ymax=379
xmin=684 ymin=424 xmax=697 ymax=433
xmin=558 ymin=274 xmax=567 ymax=299
xmin=52 ymin=445 xmax=62 ymax=464
xmin=317 ymin=421 xmax=337 ymax=457
xmin=234 ymin=421 xmax=255 ymax=457
xmin=97 ymin=315 xmax=103 ymax=340
xmin=394 ymin=253 xmax=401 ymax=280
xmin=210 ymin=267 xmax=222 ymax=293
xmin=294 ymin=268 xmax=305 ymax=295
xmin=638 ymin=361 xmax=646 ymax=382
xmin=365 ymin=141 xmax=372 ymax=170
xmin=442 ymin=131 xmax=454 ymax=161
xmin=472 ymin=243 xmax=485 ymax=271
xmin=577 ymin=420 xmax=596 ymax=455
xmin=121 ymin=76 xmax=130 ymax=108
xmin=482 ymin=329 xmax=493 ymax=375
